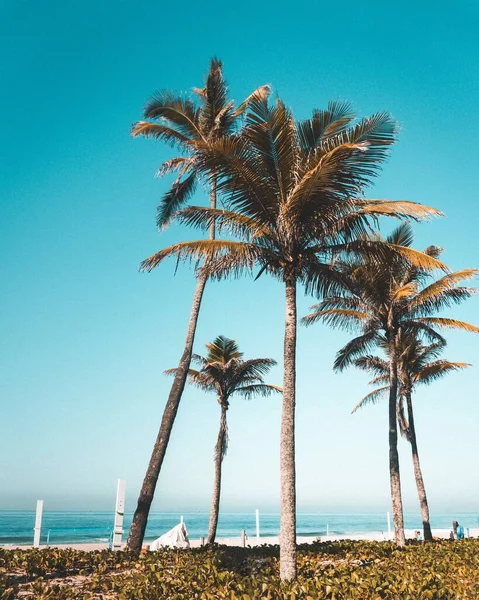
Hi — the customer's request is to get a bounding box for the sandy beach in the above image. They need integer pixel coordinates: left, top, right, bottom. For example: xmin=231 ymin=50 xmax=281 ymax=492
xmin=5 ymin=528 xmax=478 ymax=552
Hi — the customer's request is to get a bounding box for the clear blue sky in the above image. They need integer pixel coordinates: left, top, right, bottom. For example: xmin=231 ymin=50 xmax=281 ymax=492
xmin=1 ymin=0 xmax=478 ymax=516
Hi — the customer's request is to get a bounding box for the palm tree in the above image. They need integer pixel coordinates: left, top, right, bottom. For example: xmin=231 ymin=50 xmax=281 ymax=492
xmin=167 ymin=335 xmax=281 ymax=543
xmin=139 ymin=98 xmax=441 ymax=578
xmin=127 ymin=59 xmax=270 ymax=553
xmin=303 ymin=223 xmax=478 ymax=546
xmin=350 ymin=334 xmax=470 ymax=541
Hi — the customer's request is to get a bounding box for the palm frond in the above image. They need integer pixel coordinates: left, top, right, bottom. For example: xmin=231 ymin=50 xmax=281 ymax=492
xmin=351 ymin=386 xmax=389 ymax=413
xmin=368 ymin=373 xmax=390 ymax=385
xmin=340 ymin=111 xmax=397 ymax=159
xmin=194 ymin=136 xmax=278 ymax=225
xmin=235 ymin=384 xmax=283 ymax=399
xmin=199 ymin=57 xmax=230 ymax=134
xmin=414 ymin=317 xmax=479 ymax=333
xmin=205 ymin=335 xmax=242 ymax=363
xmin=296 ymin=100 xmax=355 ymax=151
xmin=385 ymin=243 xmax=447 ymax=272
xmin=234 ymin=84 xmax=272 ymax=117
xmin=131 ymin=122 xmax=191 ymax=149
xmin=334 ymin=330 xmax=381 ymax=371
xmin=392 ymin=282 xmax=418 ymax=302
xmin=143 ymin=91 xmax=202 ymax=139
xmin=156 ymin=156 xmax=194 ymax=178
xmin=354 ymin=355 xmax=389 ymax=375
xmin=386 ymin=222 xmax=415 ymax=247
xmin=408 ymin=269 xmax=478 ymax=315
xmin=301 ymin=258 xmax=360 ymax=300
xmin=176 ymin=206 xmax=273 ymax=240
xmin=301 ymin=308 xmax=370 ymax=331
xmin=359 ymin=200 xmax=443 ymax=222
xmin=233 ymin=358 xmax=278 ymax=382
xmin=139 ymin=239 xmax=261 ymax=276
xmin=164 ymin=367 xmax=217 ymax=392
xmin=400 ymin=320 xmax=447 ymax=344
xmin=156 ymin=172 xmax=197 ymax=229
xmin=413 ymin=360 xmax=471 ymax=385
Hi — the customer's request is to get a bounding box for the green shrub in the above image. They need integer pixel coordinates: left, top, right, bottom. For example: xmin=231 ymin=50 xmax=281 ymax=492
xmin=1 ymin=539 xmax=478 ymax=599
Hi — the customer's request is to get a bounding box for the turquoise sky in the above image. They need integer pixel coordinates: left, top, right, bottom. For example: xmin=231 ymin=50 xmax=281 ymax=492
xmin=1 ymin=0 xmax=478 ymax=517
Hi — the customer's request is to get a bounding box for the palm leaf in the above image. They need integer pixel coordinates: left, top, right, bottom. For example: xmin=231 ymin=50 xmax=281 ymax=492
xmin=351 ymin=386 xmax=389 ymax=413
xmin=143 ymin=91 xmax=202 ymax=139
xmin=156 ymin=172 xmax=197 ymax=229
xmin=413 ymin=360 xmax=471 ymax=385
xmin=414 ymin=317 xmax=479 ymax=333
xmin=235 ymin=384 xmax=283 ymax=399
xmin=354 ymin=355 xmax=389 ymax=375
xmin=139 ymin=239 xmax=262 ymax=275
xmin=131 ymin=122 xmax=191 ymax=149
xmin=334 ymin=330 xmax=381 ymax=371
xmin=234 ymin=85 xmax=272 ymax=117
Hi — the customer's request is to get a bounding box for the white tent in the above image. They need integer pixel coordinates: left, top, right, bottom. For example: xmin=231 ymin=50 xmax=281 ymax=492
xmin=149 ymin=523 xmax=190 ymax=550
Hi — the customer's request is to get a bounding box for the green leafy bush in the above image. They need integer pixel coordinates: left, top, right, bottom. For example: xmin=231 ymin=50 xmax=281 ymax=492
xmin=1 ymin=539 xmax=478 ymax=599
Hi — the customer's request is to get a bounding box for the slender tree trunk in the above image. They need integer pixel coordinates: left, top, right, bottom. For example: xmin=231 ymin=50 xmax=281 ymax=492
xmin=127 ymin=275 xmax=207 ymax=552
xmin=279 ymin=277 xmax=297 ymax=581
xmin=406 ymin=390 xmax=433 ymax=541
xmin=388 ymin=332 xmax=406 ymax=546
xmin=127 ymin=178 xmax=217 ymax=553
xmin=207 ymin=402 xmax=228 ymax=544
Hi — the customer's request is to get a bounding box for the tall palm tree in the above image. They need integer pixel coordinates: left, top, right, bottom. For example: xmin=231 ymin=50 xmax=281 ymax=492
xmin=303 ymin=223 xmax=478 ymax=546
xmin=127 ymin=59 xmax=270 ymax=553
xmin=167 ymin=335 xmax=281 ymax=543
xmin=350 ymin=334 xmax=471 ymax=541
xmin=139 ymin=98 xmax=441 ymax=578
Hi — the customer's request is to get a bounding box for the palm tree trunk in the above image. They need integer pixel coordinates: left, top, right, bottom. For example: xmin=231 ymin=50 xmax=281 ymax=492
xmin=127 ymin=274 xmax=207 ymax=552
xmin=388 ymin=332 xmax=406 ymax=546
xmin=127 ymin=179 xmax=217 ymax=553
xmin=207 ymin=402 xmax=227 ymax=544
xmin=406 ymin=390 xmax=433 ymax=541
xmin=279 ymin=277 xmax=297 ymax=581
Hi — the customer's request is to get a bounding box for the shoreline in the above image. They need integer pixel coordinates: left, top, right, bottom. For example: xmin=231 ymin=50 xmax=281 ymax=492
xmin=4 ymin=528 xmax=478 ymax=551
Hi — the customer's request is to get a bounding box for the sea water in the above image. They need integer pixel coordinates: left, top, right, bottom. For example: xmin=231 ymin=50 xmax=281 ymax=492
xmin=1 ymin=511 xmax=478 ymax=546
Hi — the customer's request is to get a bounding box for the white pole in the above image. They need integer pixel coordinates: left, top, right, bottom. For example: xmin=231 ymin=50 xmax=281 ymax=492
xmin=180 ymin=515 xmax=184 ymax=525
xmin=112 ymin=479 xmax=126 ymax=551
xmin=387 ymin=512 xmax=391 ymax=540
xmin=33 ymin=500 xmax=43 ymax=547
xmin=241 ymin=529 xmax=246 ymax=547
xmin=255 ymin=509 xmax=260 ymax=542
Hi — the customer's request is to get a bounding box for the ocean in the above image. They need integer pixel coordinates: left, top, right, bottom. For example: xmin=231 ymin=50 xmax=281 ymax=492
xmin=1 ymin=511 xmax=478 ymax=546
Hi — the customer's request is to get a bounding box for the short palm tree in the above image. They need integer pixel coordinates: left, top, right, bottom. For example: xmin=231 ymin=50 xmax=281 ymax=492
xmin=303 ymin=223 xmax=478 ymax=546
xmin=127 ymin=59 xmax=269 ymax=553
xmin=351 ymin=334 xmax=470 ymax=541
xmin=168 ymin=335 xmax=281 ymax=543
xmin=139 ymin=98 xmax=441 ymax=578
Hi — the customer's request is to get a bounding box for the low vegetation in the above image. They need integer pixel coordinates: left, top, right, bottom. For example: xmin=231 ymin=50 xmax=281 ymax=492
xmin=1 ymin=539 xmax=478 ymax=599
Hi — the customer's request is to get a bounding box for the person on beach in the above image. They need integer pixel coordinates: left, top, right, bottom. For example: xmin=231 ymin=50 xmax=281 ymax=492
xmin=452 ymin=520 xmax=464 ymax=540
xmin=452 ymin=520 xmax=458 ymax=539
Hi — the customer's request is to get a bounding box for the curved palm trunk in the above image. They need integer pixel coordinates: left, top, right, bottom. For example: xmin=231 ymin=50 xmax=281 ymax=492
xmin=406 ymin=390 xmax=433 ymax=541
xmin=127 ymin=179 xmax=217 ymax=553
xmin=207 ymin=402 xmax=228 ymax=544
xmin=279 ymin=277 xmax=297 ymax=581
xmin=388 ymin=332 xmax=406 ymax=546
